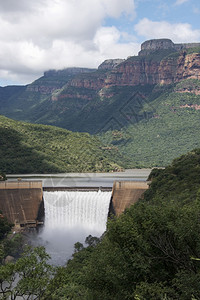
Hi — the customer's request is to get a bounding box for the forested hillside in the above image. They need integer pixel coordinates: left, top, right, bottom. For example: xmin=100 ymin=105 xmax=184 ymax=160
xmin=0 ymin=115 xmax=121 ymax=174
xmin=100 ymin=79 xmax=200 ymax=167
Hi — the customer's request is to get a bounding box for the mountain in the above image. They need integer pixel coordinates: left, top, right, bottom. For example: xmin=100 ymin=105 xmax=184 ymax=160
xmin=0 ymin=38 xmax=200 ymax=168
xmin=0 ymin=115 xmax=121 ymax=174
xmin=0 ymin=38 xmax=199 ymax=134
xmin=99 ymin=78 xmax=200 ymax=167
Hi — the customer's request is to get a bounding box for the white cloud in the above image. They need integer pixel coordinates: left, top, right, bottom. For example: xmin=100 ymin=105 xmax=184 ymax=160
xmin=0 ymin=0 xmax=136 ymax=85
xmin=193 ymin=7 xmax=200 ymax=14
xmin=134 ymin=18 xmax=200 ymax=43
xmin=94 ymin=27 xmax=140 ymax=61
xmin=174 ymin=0 xmax=190 ymax=5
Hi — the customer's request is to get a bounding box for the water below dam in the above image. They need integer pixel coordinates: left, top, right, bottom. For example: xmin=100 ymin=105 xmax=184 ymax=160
xmin=31 ymin=190 xmax=112 ymax=265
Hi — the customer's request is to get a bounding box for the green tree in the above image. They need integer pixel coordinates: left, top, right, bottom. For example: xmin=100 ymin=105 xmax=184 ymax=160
xmin=0 ymin=246 xmax=54 ymax=299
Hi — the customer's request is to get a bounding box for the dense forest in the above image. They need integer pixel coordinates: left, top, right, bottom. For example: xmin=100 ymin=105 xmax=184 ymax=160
xmin=1 ymin=149 xmax=200 ymax=299
xmin=0 ymin=115 xmax=121 ymax=174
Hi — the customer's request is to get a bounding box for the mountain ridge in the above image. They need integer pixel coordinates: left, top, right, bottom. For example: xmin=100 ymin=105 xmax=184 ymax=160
xmin=0 ymin=38 xmax=200 ymax=168
xmin=0 ymin=38 xmax=200 ymax=134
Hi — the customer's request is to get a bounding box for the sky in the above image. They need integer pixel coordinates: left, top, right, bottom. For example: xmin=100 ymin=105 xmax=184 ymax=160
xmin=0 ymin=0 xmax=199 ymax=86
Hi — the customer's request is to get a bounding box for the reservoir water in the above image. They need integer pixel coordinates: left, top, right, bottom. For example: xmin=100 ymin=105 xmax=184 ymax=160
xmin=7 ymin=169 xmax=151 ymax=188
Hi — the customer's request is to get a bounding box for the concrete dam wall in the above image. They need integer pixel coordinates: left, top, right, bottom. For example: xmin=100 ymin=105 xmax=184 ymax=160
xmin=0 ymin=181 xmax=43 ymax=228
xmin=0 ymin=180 xmax=149 ymax=228
xmin=110 ymin=181 xmax=149 ymax=216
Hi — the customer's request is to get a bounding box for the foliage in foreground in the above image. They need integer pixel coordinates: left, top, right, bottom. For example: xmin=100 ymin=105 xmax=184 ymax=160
xmin=0 ymin=246 xmax=54 ymax=300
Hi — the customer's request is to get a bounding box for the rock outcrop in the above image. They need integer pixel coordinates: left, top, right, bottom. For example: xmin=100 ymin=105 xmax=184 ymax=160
xmin=25 ymin=38 xmax=200 ymax=101
xmin=98 ymin=59 xmax=125 ymax=70
xmin=139 ymin=38 xmax=200 ymax=56
xmin=26 ymin=67 xmax=97 ymax=95
xmin=63 ymin=39 xmax=200 ymax=92
xmin=44 ymin=67 xmax=96 ymax=77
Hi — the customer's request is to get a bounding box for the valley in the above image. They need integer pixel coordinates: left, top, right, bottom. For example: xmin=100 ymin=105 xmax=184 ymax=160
xmin=0 ymin=39 xmax=200 ymax=170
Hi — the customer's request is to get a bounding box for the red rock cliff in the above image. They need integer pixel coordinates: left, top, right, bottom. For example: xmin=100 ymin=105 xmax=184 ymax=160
xmin=51 ymin=39 xmax=200 ymax=101
xmin=65 ymin=52 xmax=200 ymax=93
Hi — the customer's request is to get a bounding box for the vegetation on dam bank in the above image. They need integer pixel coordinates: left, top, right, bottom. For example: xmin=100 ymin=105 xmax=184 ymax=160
xmin=1 ymin=148 xmax=200 ymax=299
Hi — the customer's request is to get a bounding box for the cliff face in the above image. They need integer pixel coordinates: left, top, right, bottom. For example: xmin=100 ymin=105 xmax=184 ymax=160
xmin=61 ymin=39 xmax=200 ymax=95
xmin=98 ymin=59 xmax=125 ymax=70
xmin=68 ymin=74 xmax=106 ymax=90
xmin=26 ymin=67 xmax=97 ymax=95
xmin=104 ymin=58 xmax=160 ymax=86
xmin=103 ymin=52 xmax=199 ymax=88
xmin=176 ymin=52 xmax=200 ymax=81
xmin=139 ymin=38 xmax=200 ymax=55
xmin=24 ymin=39 xmax=200 ymax=102
xmin=159 ymin=52 xmax=200 ymax=84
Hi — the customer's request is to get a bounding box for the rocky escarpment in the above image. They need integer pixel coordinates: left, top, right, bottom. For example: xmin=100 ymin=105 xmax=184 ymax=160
xmin=60 ymin=39 xmax=200 ymax=94
xmin=1 ymin=39 xmax=200 ymax=136
xmin=102 ymin=40 xmax=200 ymax=88
xmin=103 ymin=53 xmax=199 ymax=88
xmin=25 ymin=39 xmax=200 ymax=100
xmin=26 ymin=67 xmax=97 ymax=95
xmin=104 ymin=56 xmax=161 ymax=86
xmin=139 ymin=38 xmax=200 ymax=56
xmin=26 ymin=83 xmax=62 ymax=94
xmin=98 ymin=59 xmax=125 ymax=70
xmin=68 ymin=72 xmax=106 ymax=90
xmin=62 ymin=60 xmax=125 ymax=92
xmin=159 ymin=52 xmax=200 ymax=84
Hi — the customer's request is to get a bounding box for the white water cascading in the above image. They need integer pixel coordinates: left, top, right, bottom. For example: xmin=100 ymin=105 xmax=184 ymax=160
xmin=39 ymin=190 xmax=111 ymax=265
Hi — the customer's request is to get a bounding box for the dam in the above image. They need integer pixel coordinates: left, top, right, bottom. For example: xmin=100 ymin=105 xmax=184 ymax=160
xmin=0 ymin=181 xmax=43 ymax=228
xmin=0 ymin=178 xmax=149 ymax=264
xmin=0 ymin=180 xmax=149 ymax=228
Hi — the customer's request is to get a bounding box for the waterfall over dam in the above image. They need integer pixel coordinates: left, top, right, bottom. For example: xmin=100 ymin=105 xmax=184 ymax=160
xmin=43 ymin=191 xmax=112 ymax=232
xmin=39 ymin=190 xmax=112 ymax=265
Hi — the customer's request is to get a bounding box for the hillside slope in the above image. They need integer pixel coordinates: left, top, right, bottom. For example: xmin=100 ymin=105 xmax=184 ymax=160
xmin=0 ymin=116 xmax=121 ymax=174
xmin=100 ymin=79 xmax=200 ymax=167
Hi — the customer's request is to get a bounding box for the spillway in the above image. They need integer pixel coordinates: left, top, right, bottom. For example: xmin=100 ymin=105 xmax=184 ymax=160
xmin=44 ymin=191 xmax=111 ymax=232
xmin=38 ymin=190 xmax=111 ymax=265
